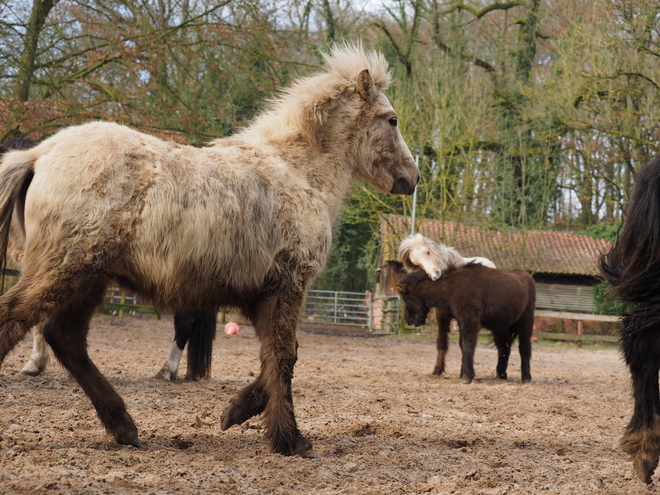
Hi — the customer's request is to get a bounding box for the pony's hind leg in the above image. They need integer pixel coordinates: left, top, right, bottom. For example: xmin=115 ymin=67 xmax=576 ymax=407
xmin=515 ymin=312 xmax=534 ymax=383
xmin=154 ymin=311 xmax=193 ymax=382
xmin=493 ymin=329 xmax=513 ymax=380
xmin=184 ymin=308 xmax=217 ymax=381
xmin=43 ymin=286 xmax=140 ymax=447
xmin=620 ymin=315 xmax=660 ymax=483
xmin=21 ymin=322 xmax=50 ymax=376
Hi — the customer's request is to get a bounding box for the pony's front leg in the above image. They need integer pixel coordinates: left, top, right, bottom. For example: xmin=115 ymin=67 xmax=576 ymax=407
xmin=220 ymin=376 xmax=269 ymax=430
xmin=620 ymin=316 xmax=660 ymax=483
xmin=223 ymin=284 xmax=314 ymax=458
xmin=433 ymin=309 xmax=450 ymax=375
xmin=21 ymin=322 xmax=50 ymax=376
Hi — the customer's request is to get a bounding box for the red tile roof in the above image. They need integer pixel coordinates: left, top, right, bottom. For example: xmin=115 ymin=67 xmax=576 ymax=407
xmin=380 ymin=215 xmax=612 ymax=277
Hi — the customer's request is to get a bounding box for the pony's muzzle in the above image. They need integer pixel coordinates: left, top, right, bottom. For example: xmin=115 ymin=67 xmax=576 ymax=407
xmin=391 ymin=176 xmax=417 ymax=195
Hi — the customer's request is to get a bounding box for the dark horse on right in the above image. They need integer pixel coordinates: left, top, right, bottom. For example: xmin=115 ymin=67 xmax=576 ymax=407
xmin=601 ymin=155 xmax=660 ymax=483
xmin=396 ymin=264 xmax=535 ymax=384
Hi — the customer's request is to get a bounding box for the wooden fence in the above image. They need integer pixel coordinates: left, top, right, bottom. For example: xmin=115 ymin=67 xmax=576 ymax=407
xmin=533 ymin=310 xmax=619 ymax=346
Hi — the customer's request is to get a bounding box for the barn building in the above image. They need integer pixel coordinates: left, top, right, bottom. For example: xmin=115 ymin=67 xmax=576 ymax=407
xmin=376 ymin=215 xmax=612 ymax=313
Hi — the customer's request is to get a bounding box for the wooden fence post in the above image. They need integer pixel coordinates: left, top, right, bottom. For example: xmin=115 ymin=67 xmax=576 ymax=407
xmin=577 ymin=320 xmax=583 ymax=348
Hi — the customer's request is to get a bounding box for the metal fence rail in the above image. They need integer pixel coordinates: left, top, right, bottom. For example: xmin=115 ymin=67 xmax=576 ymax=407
xmin=300 ymin=289 xmax=401 ymax=333
xmin=300 ymin=290 xmax=371 ymax=327
xmin=369 ymin=295 xmax=401 ymax=334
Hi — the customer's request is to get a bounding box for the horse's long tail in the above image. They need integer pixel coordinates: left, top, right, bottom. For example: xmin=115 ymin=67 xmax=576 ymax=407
xmin=601 ymin=156 xmax=660 ymax=329
xmin=0 ymin=149 xmax=37 ymax=270
xmin=186 ymin=308 xmax=218 ymax=380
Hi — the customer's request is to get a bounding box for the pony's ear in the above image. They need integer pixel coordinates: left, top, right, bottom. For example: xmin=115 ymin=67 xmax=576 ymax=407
xmin=395 ymin=283 xmax=408 ymax=295
xmin=357 ymin=69 xmax=376 ymax=101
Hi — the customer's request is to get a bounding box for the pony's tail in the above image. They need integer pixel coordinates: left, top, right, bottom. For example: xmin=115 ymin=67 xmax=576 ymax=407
xmin=601 ymin=156 xmax=660 ymax=330
xmin=186 ymin=308 xmax=218 ymax=380
xmin=0 ymin=149 xmax=36 ymax=271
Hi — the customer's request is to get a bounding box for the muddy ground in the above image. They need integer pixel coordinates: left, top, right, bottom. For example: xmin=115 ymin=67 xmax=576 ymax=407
xmin=0 ymin=314 xmax=652 ymax=494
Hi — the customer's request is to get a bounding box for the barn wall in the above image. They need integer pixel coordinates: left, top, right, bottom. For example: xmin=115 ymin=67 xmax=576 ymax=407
xmin=535 ymin=283 xmax=597 ymax=313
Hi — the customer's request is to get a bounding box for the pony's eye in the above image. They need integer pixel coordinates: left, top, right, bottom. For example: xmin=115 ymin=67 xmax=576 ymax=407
xmin=427 ymin=251 xmax=430 ymax=255
xmin=389 ymin=117 xmax=398 ymax=127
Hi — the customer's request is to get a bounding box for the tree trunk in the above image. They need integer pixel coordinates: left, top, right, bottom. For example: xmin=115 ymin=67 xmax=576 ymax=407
xmin=16 ymin=0 xmax=56 ymax=103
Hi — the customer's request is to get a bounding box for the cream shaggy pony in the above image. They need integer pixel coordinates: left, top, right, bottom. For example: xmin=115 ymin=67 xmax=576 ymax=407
xmin=0 ymin=44 xmax=419 ymax=458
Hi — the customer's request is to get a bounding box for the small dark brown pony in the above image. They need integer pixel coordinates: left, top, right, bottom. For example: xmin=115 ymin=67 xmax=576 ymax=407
xmin=396 ymin=264 xmax=535 ymax=383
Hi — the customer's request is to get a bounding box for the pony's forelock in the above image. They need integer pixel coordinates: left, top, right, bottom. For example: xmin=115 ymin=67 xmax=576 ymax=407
xmin=322 ymin=43 xmax=391 ymax=91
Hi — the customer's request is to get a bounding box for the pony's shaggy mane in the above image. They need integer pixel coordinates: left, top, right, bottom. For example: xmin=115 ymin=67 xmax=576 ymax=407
xmin=232 ymin=43 xmax=392 ymax=147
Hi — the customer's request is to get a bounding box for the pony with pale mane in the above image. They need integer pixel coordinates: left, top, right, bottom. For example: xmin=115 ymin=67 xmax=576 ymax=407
xmin=0 ymin=44 xmax=419 ymax=458
xmin=398 ymin=233 xmax=495 ymax=281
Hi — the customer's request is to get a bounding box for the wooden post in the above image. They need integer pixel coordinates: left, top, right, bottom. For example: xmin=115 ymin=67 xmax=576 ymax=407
xmin=119 ymin=291 xmax=126 ymax=318
xmin=577 ymin=320 xmax=583 ymax=348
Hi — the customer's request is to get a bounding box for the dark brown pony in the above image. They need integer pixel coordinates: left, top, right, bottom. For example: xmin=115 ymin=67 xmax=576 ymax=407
xmin=601 ymin=155 xmax=660 ymax=483
xmin=396 ymin=264 xmax=535 ymax=383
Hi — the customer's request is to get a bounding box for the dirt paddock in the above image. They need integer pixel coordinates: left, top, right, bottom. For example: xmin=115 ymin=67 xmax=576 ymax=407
xmin=0 ymin=314 xmax=651 ymax=494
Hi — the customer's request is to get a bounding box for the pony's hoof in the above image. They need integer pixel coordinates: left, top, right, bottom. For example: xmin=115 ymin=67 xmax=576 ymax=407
xmin=155 ymin=368 xmax=176 ymax=383
xmin=295 ymin=444 xmax=320 ymax=459
xmin=292 ymin=436 xmax=317 ymax=458
xmin=220 ymin=405 xmax=245 ymax=431
xmin=633 ymin=452 xmax=659 ymax=484
xmin=461 ymin=379 xmax=473 ymax=385
xmin=276 ymin=435 xmax=318 ymax=458
xmin=21 ymin=362 xmax=44 ymax=376
xmin=116 ymin=434 xmax=142 ymax=448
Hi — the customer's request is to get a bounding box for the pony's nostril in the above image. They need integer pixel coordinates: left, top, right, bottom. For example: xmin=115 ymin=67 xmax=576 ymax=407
xmin=391 ymin=177 xmax=413 ymax=195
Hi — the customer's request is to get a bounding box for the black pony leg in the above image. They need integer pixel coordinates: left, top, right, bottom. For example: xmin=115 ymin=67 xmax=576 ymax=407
xmin=620 ymin=318 xmax=660 ymax=484
xmin=458 ymin=318 xmax=479 ymax=384
xmin=517 ymin=317 xmax=533 ymax=383
xmin=185 ymin=308 xmax=217 ymax=380
xmin=433 ymin=309 xmax=450 ymax=375
xmin=493 ymin=330 xmax=512 ymax=380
